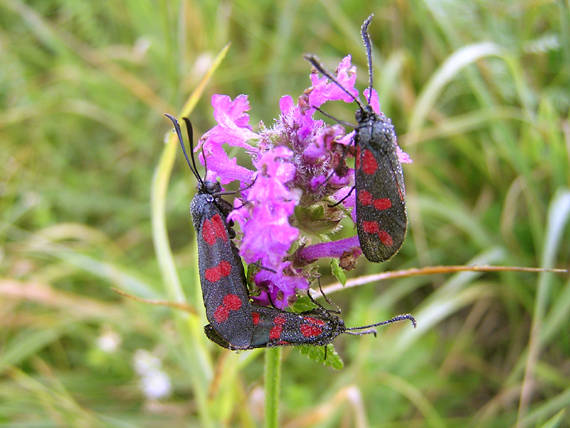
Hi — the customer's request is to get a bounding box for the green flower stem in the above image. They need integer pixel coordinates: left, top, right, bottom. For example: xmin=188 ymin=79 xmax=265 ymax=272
xmin=264 ymin=347 xmax=282 ymax=428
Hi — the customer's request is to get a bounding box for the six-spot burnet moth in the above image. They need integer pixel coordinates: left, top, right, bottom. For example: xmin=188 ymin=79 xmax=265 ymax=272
xmin=165 ymin=114 xmax=254 ymax=349
xmin=165 ymin=114 xmax=416 ymax=350
xmin=205 ymin=301 xmax=416 ymax=350
xmin=305 ymin=14 xmax=407 ymax=263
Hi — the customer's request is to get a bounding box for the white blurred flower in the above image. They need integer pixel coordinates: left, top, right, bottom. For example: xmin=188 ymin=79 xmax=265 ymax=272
xmin=133 ymin=349 xmax=162 ymax=375
xmin=193 ymin=52 xmax=214 ymax=77
xmin=140 ymin=369 xmax=172 ymax=400
xmin=133 ymin=37 xmax=151 ymax=58
xmin=96 ymin=329 xmax=121 ymax=353
xmin=248 ymin=386 xmax=265 ymax=421
xmin=133 ymin=349 xmax=172 ymax=400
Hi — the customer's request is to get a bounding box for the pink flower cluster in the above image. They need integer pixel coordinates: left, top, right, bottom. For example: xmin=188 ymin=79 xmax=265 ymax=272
xmin=196 ymin=56 xmax=410 ymax=308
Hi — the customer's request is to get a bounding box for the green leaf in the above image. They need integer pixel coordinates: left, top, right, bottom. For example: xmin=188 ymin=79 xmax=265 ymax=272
xmin=294 ymin=203 xmax=344 ymax=234
xmin=290 ymin=295 xmax=317 ymax=313
xmin=297 ymin=344 xmax=344 ymax=369
xmin=538 ymin=409 xmax=566 ymax=428
xmin=330 ymin=258 xmax=346 ymax=286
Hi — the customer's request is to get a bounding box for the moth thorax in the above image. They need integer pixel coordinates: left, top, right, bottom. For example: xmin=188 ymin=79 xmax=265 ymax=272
xmin=190 ymin=193 xmax=214 ymax=223
xmin=201 ymin=180 xmax=221 ymax=195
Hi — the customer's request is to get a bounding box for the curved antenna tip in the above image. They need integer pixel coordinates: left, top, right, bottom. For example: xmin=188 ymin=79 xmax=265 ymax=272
xmin=164 ymin=114 xmax=203 ymax=184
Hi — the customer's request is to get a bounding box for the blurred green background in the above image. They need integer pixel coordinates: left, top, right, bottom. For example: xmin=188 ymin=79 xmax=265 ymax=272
xmin=1 ymin=0 xmax=569 ymax=426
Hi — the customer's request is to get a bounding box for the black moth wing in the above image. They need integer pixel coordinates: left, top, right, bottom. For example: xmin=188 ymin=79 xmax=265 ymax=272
xmin=204 ymin=306 xmax=346 ymax=349
xmin=355 ymin=112 xmax=407 ymax=262
xmin=191 ymin=193 xmax=253 ymax=348
xmin=250 ymin=306 xmax=346 ymax=347
xmin=204 ymin=324 xmax=233 ymax=349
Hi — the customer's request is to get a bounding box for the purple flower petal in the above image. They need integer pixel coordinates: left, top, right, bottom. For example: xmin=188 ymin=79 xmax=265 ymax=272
xmin=211 ymin=94 xmax=254 ymax=131
xmin=199 ymin=142 xmax=254 ymax=185
xmin=337 ymin=130 xmax=355 ymax=146
xmin=253 ymin=262 xmax=309 ymax=309
xmin=240 ymin=210 xmax=299 ymax=266
xmin=363 ymin=88 xmax=381 ymax=114
xmin=308 ymin=55 xmax=359 ymax=107
xmin=309 ymin=175 xmax=327 ymax=191
xmin=279 ymin=95 xmax=295 ymax=115
xmin=396 ymin=146 xmax=413 ymax=164
xmin=253 ymin=146 xmax=297 ymax=184
xmin=298 ymin=236 xmax=361 ymax=261
xmin=198 ymin=94 xmax=260 ymax=154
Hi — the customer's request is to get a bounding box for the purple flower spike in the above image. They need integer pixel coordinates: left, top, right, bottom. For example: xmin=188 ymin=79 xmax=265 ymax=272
xmin=194 ymin=53 xmax=412 ymax=309
xmin=230 ymin=146 xmax=300 ymax=269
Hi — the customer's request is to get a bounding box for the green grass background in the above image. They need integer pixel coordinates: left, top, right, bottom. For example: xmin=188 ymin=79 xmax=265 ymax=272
xmin=1 ymin=0 xmax=569 ymax=426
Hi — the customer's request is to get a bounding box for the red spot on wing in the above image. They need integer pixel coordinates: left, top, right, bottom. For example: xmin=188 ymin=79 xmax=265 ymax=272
xmin=362 ymin=221 xmax=394 ymax=247
xmin=361 ymin=150 xmax=378 ymax=175
xmin=358 ymin=190 xmax=373 ymax=205
xmin=355 ymin=146 xmax=361 ymax=169
xmin=362 ymin=221 xmax=380 ymax=234
xmin=274 ymin=316 xmax=286 ymax=325
xmin=359 ymin=192 xmax=392 ymax=211
xmin=378 ymin=231 xmax=393 ymax=246
xmin=214 ymin=306 xmax=229 ymax=323
xmin=300 ymin=324 xmax=323 ymax=337
xmin=223 ymin=294 xmax=242 ymax=310
xmin=269 ymin=326 xmax=283 ymax=340
xmin=304 ymin=316 xmax=326 ymax=326
xmin=252 ymin=312 xmax=260 ymax=325
xmin=202 ymin=214 xmax=228 ymax=245
xmin=204 ymin=260 xmax=232 ymax=282
xmin=374 ymin=198 xmax=391 ymax=210
xmin=269 ymin=316 xmax=286 ymax=340
xmin=212 ymin=293 xmax=243 ymax=323
xmin=220 ymin=261 xmax=231 ymax=276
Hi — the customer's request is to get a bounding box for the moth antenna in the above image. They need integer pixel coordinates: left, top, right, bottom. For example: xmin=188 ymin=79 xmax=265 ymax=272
xmin=328 ymin=185 xmax=355 ymax=208
xmin=312 ymin=105 xmax=356 ymax=128
xmin=256 ymin=264 xmax=277 ymax=274
xmin=164 ymin=114 xmax=203 ymax=186
xmin=346 ymin=313 xmax=417 ymax=331
xmin=200 ymin=137 xmax=210 ymax=179
xmin=267 ymin=292 xmax=279 ymax=309
xmin=212 ymin=175 xmax=258 ymax=201
xmin=344 ymin=328 xmax=377 ymax=337
xmin=360 ymin=14 xmax=374 ymax=105
xmin=304 ymin=54 xmax=366 ymax=112
xmin=181 ymin=117 xmax=203 ymax=184
xmin=317 ymin=276 xmax=341 ymax=313
xmin=307 ymin=279 xmax=336 ymax=313
xmin=238 ymin=174 xmax=258 ymax=193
